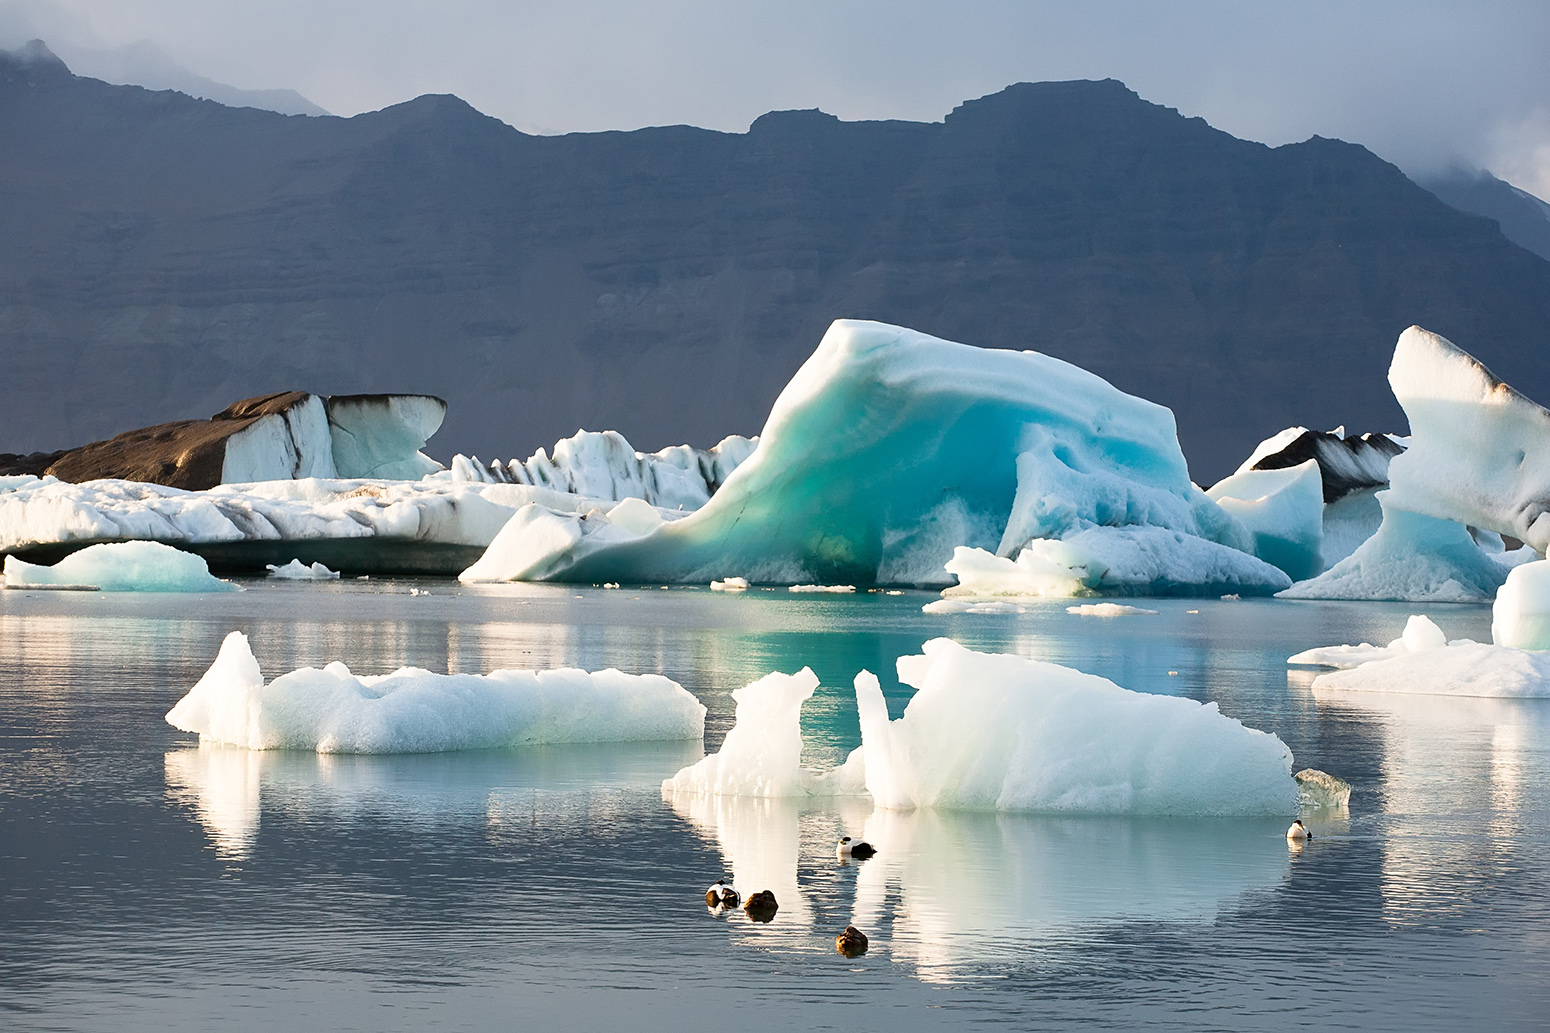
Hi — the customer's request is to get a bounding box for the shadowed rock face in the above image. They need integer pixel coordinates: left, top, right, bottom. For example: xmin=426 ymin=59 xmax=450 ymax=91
xmin=3 ymin=45 xmax=1550 ymax=481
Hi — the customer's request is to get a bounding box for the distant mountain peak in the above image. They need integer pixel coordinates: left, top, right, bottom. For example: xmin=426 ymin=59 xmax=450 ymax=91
xmin=1 ymin=38 xmax=71 ymax=84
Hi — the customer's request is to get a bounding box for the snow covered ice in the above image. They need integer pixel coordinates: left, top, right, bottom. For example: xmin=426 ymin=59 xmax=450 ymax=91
xmin=4 ymin=540 xmax=236 ymax=592
xmin=459 ymin=320 xmax=1284 ymax=593
xmin=266 ymin=559 xmax=340 ymax=580
xmin=167 ymin=632 xmax=706 ymax=752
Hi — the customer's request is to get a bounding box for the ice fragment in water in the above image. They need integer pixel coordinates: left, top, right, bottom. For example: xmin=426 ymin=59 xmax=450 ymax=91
xmin=3 ymin=540 xmax=236 ymax=592
xmin=266 ymin=558 xmax=340 ymax=580
xmin=167 ymin=632 xmax=706 ymax=752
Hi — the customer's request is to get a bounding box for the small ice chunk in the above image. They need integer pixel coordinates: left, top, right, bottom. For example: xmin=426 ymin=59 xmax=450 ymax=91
xmin=1399 ymin=613 xmax=1446 ymax=652
xmin=1294 ymin=768 xmax=1351 ymax=810
xmin=1066 ymin=603 xmax=1159 ymax=616
xmin=789 ymin=584 xmax=856 ymax=593
xmin=1493 ymin=558 xmax=1550 ymax=650
xmin=167 ymin=631 xmax=707 ymax=752
xmin=4 ymin=541 xmax=237 ymax=593
xmin=922 ymin=599 xmax=1026 ymax=614
xmin=661 ymin=668 xmax=827 ymax=797
xmin=265 ymin=559 xmax=341 ymax=580
xmin=711 ymin=576 xmax=750 ymax=591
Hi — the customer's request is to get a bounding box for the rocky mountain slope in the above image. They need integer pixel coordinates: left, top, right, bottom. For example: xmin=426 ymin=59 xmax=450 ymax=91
xmin=4 ymin=41 xmax=1549 ymax=481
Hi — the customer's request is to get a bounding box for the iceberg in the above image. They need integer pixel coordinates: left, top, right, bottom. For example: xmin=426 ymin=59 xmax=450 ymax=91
xmin=1286 ymin=328 xmax=1548 ymax=601
xmin=324 ymin=394 xmax=447 ymax=480
xmin=0 ymin=474 xmax=684 ymax=576
xmin=1233 ymin=425 xmax=1404 ymax=503
xmin=433 ymin=429 xmax=757 ymax=511
xmin=1292 ymin=608 xmax=1550 ymax=697
xmin=855 ymin=639 xmax=1299 ymax=814
xmin=166 ymin=632 xmax=706 ymax=752
xmin=1205 ymin=460 xmax=1324 ymax=580
xmin=665 ymin=639 xmax=1306 ymax=815
xmin=459 ymin=320 xmax=1276 ymax=591
xmin=941 ymin=527 xmax=1289 ymax=599
xmin=1383 ymin=326 xmax=1550 ymax=552
xmin=1494 ymin=559 xmax=1550 ymax=650
xmin=3 ymin=540 xmax=236 ymax=592
xmin=1279 ymin=496 xmax=1515 ymax=602
xmin=660 ymin=667 xmax=855 ymax=798
xmin=266 ymin=559 xmax=340 ymax=580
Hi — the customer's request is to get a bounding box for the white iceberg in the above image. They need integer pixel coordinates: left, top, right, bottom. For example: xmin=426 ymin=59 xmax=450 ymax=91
xmin=1293 ymin=608 xmax=1550 ymax=697
xmin=434 ymin=429 xmax=756 ymax=511
xmin=4 ymin=540 xmax=237 ymax=592
xmin=166 ymin=631 xmax=706 ymax=752
xmin=1280 ymin=494 xmax=1515 ymax=602
xmin=922 ymin=598 xmax=1027 ymax=614
xmin=788 ymin=584 xmax=856 ymax=593
xmin=661 ymin=667 xmax=857 ymax=798
xmin=460 ymin=320 xmax=1278 ymax=593
xmin=325 ymin=394 xmax=447 ymax=480
xmin=265 ymin=559 xmax=340 ymax=580
xmin=710 ymin=576 xmax=749 ymax=591
xmin=1493 ymin=558 xmax=1550 ymax=650
xmin=854 ymin=639 xmax=1299 ymax=814
xmin=1289 ymin=613 xmax=1452 ymax=668
xmin=666 ymin=639 xmax=1304 ymax=815
xmin=1383 ymin=326 xmax=1550 ymax=552
xmin=941 ymin=526 xmax=1289 ymax=599
xmin=1285 ymin=327 xmax=1548 ymax=601
xmin=0 ymin=473 xmax=688 ymax=575
xmin=1205 ymin=459 xmax=1325 ymax=580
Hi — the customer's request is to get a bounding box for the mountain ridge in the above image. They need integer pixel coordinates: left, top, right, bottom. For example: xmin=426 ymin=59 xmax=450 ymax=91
xmin=3 ymin=45 xmax=1549 ymax=481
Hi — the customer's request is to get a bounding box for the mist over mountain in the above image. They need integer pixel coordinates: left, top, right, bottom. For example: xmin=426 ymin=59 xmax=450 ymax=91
xmin=3 ymin=41 xmax=1549 ymax=482
xmin=1419 ymin=168 xmax=1550 ymax=263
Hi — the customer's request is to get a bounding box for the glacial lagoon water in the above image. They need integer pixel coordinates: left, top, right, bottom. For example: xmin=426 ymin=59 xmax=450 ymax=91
xmin=2 ymin=580 xmax=1548 ymax=1031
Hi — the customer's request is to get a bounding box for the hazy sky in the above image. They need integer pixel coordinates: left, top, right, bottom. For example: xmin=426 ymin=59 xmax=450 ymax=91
xmin=5 ymin=0 xmax=1550 ymax=196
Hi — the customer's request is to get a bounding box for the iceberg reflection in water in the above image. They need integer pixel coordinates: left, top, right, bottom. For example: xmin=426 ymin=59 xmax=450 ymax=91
xmin=666 ymin=786 xmax=1289 ymax=977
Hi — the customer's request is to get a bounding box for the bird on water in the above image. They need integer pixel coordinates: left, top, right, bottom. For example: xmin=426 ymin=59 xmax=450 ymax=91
xmin=837 ymin=836 xmax=877 ymax=860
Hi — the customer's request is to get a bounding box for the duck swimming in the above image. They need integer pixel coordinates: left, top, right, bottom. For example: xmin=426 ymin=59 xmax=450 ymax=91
xmin=836 ymin=836 xmax=877 ymax=861
xmin=835 ymin=925 xmax=869 ymax=957
xmin=743 ymin=890 xmax=779 ymax=923
xmin=1286 ymin=819 xmax=1313 ymax=841
xmin=705 ymin=879 xmax=740 ymax=908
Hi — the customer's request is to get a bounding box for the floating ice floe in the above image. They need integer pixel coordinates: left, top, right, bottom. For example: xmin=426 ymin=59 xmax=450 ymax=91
xmin=710 ymin=576 xmax=749 ymax=591
xmin=667 ymin=639 xmax=1319 ymax=815
xmin=788 ymin=584 xmax=855 ymax=593
xmin=166 ymin=632 xmax=706 ymax=752
xmin=1284 ymin=327 xmax=1545 ymax=602
xmin=461 ymin=320 xmax=1285 ymax=594
xmin=1066 ymin=603 xmax=1159 ymax=616
xmin=266 ymin=559 xmax=340 ymax=580
xmin=4 ymin=540 xmax=237 ymax=592
xmin=1290 ymin=579 xmax=1550 ymax=696
xmin=922 ymin=599 xmax=1026 ymax=614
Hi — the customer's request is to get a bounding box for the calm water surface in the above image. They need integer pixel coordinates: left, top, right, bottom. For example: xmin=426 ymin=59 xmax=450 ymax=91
xmin=1 ymin=580 xmax=1547 ymax=1031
